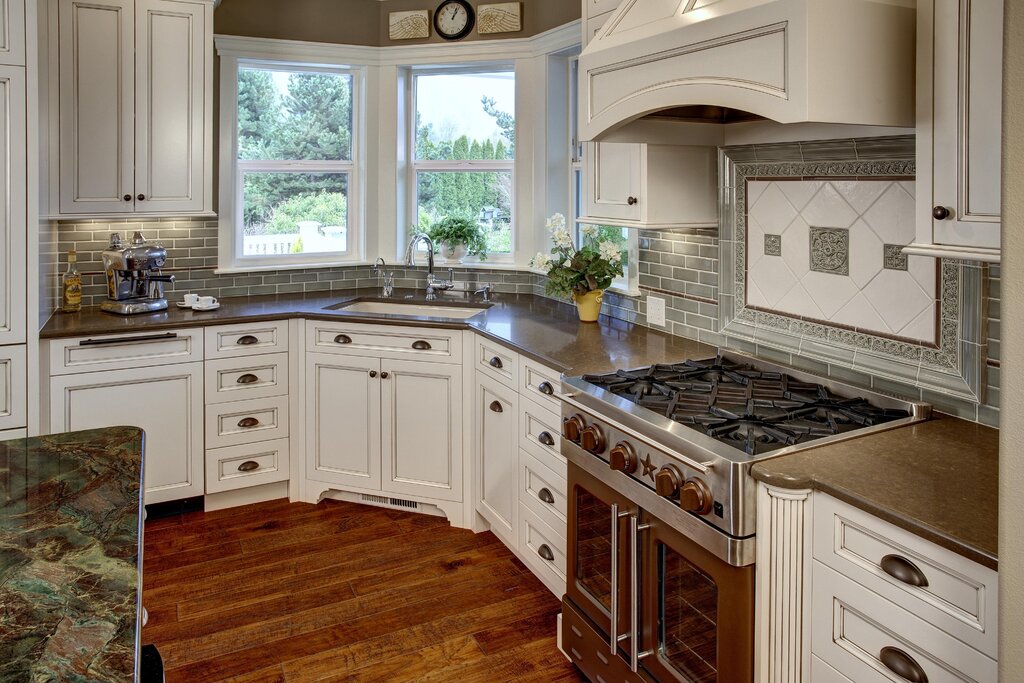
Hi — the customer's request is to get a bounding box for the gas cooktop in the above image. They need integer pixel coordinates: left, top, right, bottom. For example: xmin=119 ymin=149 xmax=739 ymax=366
xmin=580 ymin=356 xmax=913 ymax=456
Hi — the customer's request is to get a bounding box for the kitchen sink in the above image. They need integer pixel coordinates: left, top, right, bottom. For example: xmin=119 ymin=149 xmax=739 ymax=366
xmin=326 ymin=300 xmax=490 ymax=320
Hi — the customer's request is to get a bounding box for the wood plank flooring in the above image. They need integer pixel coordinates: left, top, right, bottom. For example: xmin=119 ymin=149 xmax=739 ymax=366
xmin=141 ymin=498 xmax=586 ymax=682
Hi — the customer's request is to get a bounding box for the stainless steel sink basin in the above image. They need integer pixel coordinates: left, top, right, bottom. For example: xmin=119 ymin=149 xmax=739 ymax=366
xmin=327 ymin=300 xmax=490 ymax=320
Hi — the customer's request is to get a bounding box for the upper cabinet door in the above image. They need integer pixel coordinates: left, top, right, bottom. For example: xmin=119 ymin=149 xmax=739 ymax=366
xmin=0 ymin=66 xmax=25 ymax=346
xmin=585 ymin=142 xmax=641 ymax=223
xmin=0 ymin=0 xmax=26 ymax=66
xmin=58 ymin=0 xmax=136 ymax=215
xmin=134 ymin=0 xmax=207 ymax=214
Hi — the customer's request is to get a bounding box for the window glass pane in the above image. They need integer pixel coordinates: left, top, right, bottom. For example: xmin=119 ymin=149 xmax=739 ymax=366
xmin=417 ymin=171 xmax=512 ymax=254
xmin=415 ymin=72 xmax=515 ymax=161
xmin=242 ymin=172 xmax=349 ymax=256
xmin=238 ymin=67 xmax=353 ymax=161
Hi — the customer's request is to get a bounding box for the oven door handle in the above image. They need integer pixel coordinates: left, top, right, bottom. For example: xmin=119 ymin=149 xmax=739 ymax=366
xmin=629 ymin=514 xmax=655 ymax=673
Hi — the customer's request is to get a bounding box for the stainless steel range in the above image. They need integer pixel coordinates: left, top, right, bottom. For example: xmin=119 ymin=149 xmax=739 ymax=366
xmin=558 ymin=352 xmax=930 ymax=683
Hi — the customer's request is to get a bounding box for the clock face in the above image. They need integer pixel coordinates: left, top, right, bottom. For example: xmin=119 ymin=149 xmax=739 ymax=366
xmin=435 ymin=0 xmax=474 ymax=40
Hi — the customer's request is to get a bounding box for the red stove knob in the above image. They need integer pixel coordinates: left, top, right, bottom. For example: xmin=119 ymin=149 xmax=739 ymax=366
xmin=562 ymin=415 xmax=585 ymax=443
xmin=654 ymin=466 xmax=683 ymax=498
xmin=679 ymin=479 xmax=714 ymax=515
xmin=580 ymin=425 xmax=606 ymax=454
xmin=608 ymin=442 xmax=638 ymax=473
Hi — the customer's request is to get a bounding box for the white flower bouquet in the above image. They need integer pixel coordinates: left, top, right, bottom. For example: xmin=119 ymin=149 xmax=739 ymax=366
xmin=529 ymin=214 xmax=624 ymax=299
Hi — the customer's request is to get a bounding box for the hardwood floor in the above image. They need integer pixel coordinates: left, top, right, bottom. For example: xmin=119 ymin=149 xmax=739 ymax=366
xmin=141 ymin=498 xmax=586 ymax=682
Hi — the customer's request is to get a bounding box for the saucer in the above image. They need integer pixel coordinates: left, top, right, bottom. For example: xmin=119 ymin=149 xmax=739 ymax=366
xmin=191 ymin=303 xmax=221 ymax=311
xmin=176 ymin=301 xmax=195 ymax=308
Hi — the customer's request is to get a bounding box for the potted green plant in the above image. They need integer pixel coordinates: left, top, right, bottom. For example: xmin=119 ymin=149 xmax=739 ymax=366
xmin=530 ymin=214 xmax=624 ymax=322
xmin=427 ymin=216 xmax=488 ymax=263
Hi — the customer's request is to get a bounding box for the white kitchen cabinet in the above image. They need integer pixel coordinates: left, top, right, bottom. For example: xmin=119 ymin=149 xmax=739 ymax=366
xmin=381 ymin=358 xmax=463 ymax=503
xmin=580 ymin=142 xmax=718 ymax=230
xmin=53 ymin=0 xmax=212 ymax=217
xmin=50 ymin=362 xmax=205 ymax=504
xmin=0 ymin=66 xmax=26 ymax=346
xmin=475 ymin=371 xmax=519 ymax=545
xmin=305 ymin=352 xmax=382 ymax=491
xmin=0 ymin=0 xmax=26 ymax=66
xmin=906 ymin=0 xmax=1004 ymax=262
xmin=0 ymin=345 xmax=27 ymax=431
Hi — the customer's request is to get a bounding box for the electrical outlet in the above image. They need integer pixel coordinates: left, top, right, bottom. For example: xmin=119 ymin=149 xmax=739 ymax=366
xmin=647 ymin=295 xmax=666 ymax=327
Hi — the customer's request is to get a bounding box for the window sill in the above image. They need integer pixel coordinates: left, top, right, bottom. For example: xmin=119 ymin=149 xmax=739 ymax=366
xmin=214 ymin=260 xmax=375 ymax=275
xmin=607 ymin=285 xmax=641 ymax=297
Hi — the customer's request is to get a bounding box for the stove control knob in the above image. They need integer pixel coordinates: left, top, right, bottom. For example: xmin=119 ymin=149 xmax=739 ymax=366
xmin=654 ymin=466 xmax=683 ymax=498
xmin=580 ymin=425 xmax=607 ymax=454
xmin=562 ymin=415 xmax=585 ymax=443
xmin=608 ymin=442 xmax=638 ymax=473
xmin=679 ymin=479 xmax=714 ymax=515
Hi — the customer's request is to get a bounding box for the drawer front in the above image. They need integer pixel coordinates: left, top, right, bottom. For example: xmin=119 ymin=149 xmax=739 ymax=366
xmin=519 ymin=504 xmax=567 ymax=598
xmin=205 ymin=353 xmax=289 ymax=404
xmin=205 ymin=438 xmax=290 ymax=494
xmin=519 ymin=449 xmax=567 ymax=534
xmin=0 ymin=345 xmax=26 ymax=430
xmin=474 ymin=335 xmax=518 ymax=388
xmin=307 ymin=321 xmax=461 ymax=362
xmin=50 ymin=330 xmax=203 ymax=374
xmin=813 ymin=493 xmax=998 ymax=657
xmin=205 ymin=395 xmax=289 ymax=449
xmin=519 ymin=398 xmax=564 ymax=477
xmin=205 ymin=321 xmax=289 ymax=359
xmin=520 ymin=357 xmax=561 ymax=411
xmin=812 ymin=562 xmax=997 ymax=683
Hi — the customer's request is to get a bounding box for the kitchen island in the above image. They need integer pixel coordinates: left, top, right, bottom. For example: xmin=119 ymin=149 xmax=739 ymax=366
xmin=0 ymin=427 xmax=145 ymax=682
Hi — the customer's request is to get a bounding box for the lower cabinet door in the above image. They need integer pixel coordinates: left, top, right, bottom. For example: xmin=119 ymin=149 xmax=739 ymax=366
xmin=475 ymin=372 xmax=518 ymax=543
xmin=380 ymin=359 xmax=463 ymax=502
xmin=305 ymin=352 xmax=382 ymax=491
xmin=49 ymin=362 xmax=204 ymax=504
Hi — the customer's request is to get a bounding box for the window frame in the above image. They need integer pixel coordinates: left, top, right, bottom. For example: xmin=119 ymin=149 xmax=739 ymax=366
xmin=406 ymin=64 xmax=517 ymax=263
xmin=218 ymin=55 xmax=366 ymax=272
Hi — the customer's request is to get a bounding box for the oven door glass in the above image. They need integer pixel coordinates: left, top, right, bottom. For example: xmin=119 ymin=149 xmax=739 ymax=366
xmin=659 ymin=544 xmax=720 ymax=682
xmin=576 ymin=487 xmax=614 ymax=611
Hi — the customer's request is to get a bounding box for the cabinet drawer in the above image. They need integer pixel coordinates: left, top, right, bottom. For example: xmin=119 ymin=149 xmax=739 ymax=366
xmin=813 ymin=494 xmax=998 ymax=658
xmin=520 ymin=357 xmax=561 ymax=411
xmin=205 ymin=353 xmax=289 ymax=404
xmin=307 ymin=321 xmax=461 ymax=362
xmin=205 ymin=321 xmax=288 ymax=358
xmin=519 ymin=503 xmax=567 ymax=596
xmin=519 ymin=449 xmax=567 ymax=534
xmin=474 ymin=335 xmax=518 ymax=388
xmin=49 ymin=329 xmax=203 ymax=374
xmin=205 ymin=438 xmax=290 ymax=494
xmin=519 ymin=398 xmax=564 ymax=477
xmin=811 ymin=561 xmax=997 ymax=683
xmin=0 ymin=345 xmax=26 ymax=430
xmin=205 ymin=395 xmax=289 ymax=449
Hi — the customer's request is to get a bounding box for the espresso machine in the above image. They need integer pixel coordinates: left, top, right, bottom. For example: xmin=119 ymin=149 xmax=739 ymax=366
xmin=100 ymin=232 xmax=176 ymax=315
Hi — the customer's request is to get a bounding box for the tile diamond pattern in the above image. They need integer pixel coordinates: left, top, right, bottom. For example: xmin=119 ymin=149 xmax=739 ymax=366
xmin=746 ymin=179 xmax=936 ymax=344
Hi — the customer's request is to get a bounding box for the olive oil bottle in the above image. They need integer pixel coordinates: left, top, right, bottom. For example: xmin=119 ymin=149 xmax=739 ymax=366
xmin=61 ymin=250 xmax=82 ymax=313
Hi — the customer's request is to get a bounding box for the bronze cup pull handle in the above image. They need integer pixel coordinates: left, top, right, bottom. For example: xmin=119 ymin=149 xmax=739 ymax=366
xmin=334 ymin=334 xmax=353 ymax=344
xmin=538 ymin=544 xmax=555 ymax=562
xmin=236 ymin=373 xmax=259 ymax=385
xmin=538 ymin=488 xmax=555 ymax=505
xmin=880 ymin=554 xmax=929 ymax=587
xmin=489 ymin=400 xmax=503 ymax=413
xmin=237 ymin=461 xmax=260 ymax=472
xmin=236 ymin=335 xmax=259 ymax=346
xmin=879 ymin=647 xmax=928 ymax=683
xmin=412 ymin=340 xmax=432 ymax=350
xmin=538 ymin=431 xmax=555 ymax=447
xmin=237 ymin=417 xmax=260 ymax=429
xmin=488 ymin=356 xmax=503 ymax=369
xmin=538 ymin=381 xmax=554 ymax=395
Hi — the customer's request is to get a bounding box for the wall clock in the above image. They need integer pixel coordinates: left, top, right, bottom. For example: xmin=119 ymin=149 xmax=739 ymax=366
xmin=434 ymin=0 xmax=475 ymax=41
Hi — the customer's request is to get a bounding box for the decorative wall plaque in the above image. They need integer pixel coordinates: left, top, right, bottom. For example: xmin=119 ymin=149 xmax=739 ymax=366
xmin=478 ymin=2 xmax=522 ymax=34
xmin=389 ymin=10 xmax=431 ymax=40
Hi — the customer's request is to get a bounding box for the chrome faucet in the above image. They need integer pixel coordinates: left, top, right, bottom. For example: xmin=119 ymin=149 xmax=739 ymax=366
xmin=372 ymin=257 xmax=394 ymax=298
xmin=405 ymin=233 xmax=454 ymax=300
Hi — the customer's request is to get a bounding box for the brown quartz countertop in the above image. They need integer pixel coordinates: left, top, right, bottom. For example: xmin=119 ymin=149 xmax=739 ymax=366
xmin=751 ymin=414 xmax=998 ymax=570
xmin=40 ymin=289 xmax=716 ymax=375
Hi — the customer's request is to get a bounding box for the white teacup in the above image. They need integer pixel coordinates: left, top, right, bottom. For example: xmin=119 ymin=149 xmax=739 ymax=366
xmin=181 ymin=293 xmax=200 ymax=306
xmin=196 ymin=296 xmax=218 ymax=308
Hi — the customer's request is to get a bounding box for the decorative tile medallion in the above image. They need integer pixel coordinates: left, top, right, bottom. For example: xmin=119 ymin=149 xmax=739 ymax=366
xmin=884 ymin=244 xmax=909 ymax=271
xmin=764 ymin=234 xmax=782 ymax=256
xmin=809 ymin=227 xmax=850 ymax=276
xmin=478 ymin=2 xmax=522 ymax=34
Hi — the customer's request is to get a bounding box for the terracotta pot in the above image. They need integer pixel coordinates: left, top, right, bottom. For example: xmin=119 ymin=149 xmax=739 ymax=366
xmin=573 ymin=289 xmax=604 ymax=322
xmin=440 ymin=243 xmax=468 ymax=264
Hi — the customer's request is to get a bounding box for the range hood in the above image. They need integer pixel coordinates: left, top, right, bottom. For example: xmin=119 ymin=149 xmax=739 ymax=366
xmin=579 ymin=0 xmax=916 ymax=141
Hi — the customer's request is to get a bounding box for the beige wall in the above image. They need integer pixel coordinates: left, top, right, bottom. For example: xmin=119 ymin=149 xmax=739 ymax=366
xmin=214 ymin=0 xmax=580 ymax=46
xmin=1000 ymin=0 xmax=1022 ymax=675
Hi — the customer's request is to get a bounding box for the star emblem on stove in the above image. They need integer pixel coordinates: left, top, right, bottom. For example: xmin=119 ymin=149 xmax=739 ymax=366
xmin=640 ymin=454 xmax=657 ymax=480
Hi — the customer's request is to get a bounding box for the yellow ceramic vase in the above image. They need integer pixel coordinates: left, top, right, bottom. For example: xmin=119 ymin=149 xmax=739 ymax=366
xmin=573 ymin=289 xmax=604 ymax=322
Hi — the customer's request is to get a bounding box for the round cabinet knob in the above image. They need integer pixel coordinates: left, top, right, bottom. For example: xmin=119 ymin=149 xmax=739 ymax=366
xmin=679 ymin=479 xmax=714 ymax=515
xmin=580 ymin=425 xmax=606 ymax=454
xmin=123 ymin=194 xmax=132 ymax=202
xmin=562 ymin=415 xmax=585 ymax=443
xmin=137 ymin=194 xmax=146 ymax=201
xmin=654 ymin=466 xmax=683 ymax=498
xmin=932 ymin=205 xmax=951 ymax=220
xmin=608 ymin=442 xmax=638 ymax=474
xmin=627 ymin=196 xmax=638 ymax=206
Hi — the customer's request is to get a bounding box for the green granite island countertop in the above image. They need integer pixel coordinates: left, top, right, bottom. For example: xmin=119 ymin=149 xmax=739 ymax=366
xmin=0 ymin=427 xmax=145 ymax=682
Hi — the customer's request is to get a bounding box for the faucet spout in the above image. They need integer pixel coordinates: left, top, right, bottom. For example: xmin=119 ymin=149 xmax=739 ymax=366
xmin=405 ymin=233 xmax=454 ymax=300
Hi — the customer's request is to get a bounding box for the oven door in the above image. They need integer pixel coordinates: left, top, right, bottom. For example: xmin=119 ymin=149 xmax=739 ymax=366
xmin=639 ymin=510 xmax=755 ymax=683
xmin=566 ymin=462 xmax=635 ymax=658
